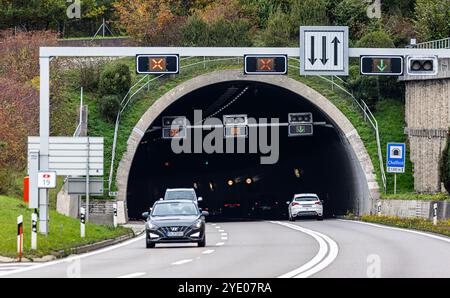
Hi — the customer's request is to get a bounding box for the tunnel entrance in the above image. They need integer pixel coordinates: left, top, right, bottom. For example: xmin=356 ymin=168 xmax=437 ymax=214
xmin=126 ymin=79 xmax=366 ymax=220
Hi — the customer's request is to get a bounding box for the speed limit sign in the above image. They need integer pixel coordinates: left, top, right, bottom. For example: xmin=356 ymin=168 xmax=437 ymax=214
xmin=37 ymin=172 xmax=57 ymax=189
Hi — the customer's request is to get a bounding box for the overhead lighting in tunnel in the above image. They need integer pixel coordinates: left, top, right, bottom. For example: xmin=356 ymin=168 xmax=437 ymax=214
xmin=227 ymin=179 xmax=234 ymax=187
xmin=193 ymin=182 xmax=198 ymax=189
xmin=245 ymin=178 xmax=253 ymax=185
xmin=164 ymin=161 xmax=171 ymax=167
xmin=209 ymin=182 xmax=215 ymax=191
xmin=294 ymin=168 xmax=302 ymax=178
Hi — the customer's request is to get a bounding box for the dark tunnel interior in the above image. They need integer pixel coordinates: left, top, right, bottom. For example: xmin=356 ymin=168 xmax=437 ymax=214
xmin=126 ymin=81 xmax=359 ymax=220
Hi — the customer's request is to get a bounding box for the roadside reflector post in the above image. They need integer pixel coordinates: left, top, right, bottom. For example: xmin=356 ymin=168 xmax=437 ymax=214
xmin=433 ymin=203 xmax=438 ymax=226
xmin=80 ymin=207 xmax=86 ymax=238
xmin=377 ymin=201 xmax=382 ymax=216
xmin=31 ymin=212 xmax=38 ymax=250
xmin=17 ymin=215 xmax=23 ymax=261
xmin=23 ymin=176 xmax=29 ymax=204
xmin=113 ymin=203 xmax=118 ymax=228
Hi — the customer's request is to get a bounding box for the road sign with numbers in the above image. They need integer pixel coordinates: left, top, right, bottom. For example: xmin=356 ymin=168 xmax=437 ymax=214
xmin=300 ymin=26 xmax=349 ymax=76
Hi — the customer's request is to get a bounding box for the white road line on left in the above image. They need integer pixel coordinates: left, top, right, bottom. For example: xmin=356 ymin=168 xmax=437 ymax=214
xmin=216 ymin=242 xmax=225 ymax=246
xmin=117 ymin=272 xmax=146 ymax=278
xmin=172 ymin=259 xmax=193 ymax=265
xmin=0 ymin=233 xmax=146 ymax=277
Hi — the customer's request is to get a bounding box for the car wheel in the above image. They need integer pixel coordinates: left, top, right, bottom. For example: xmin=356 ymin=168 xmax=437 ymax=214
xmin=288 ymin=214 xmax=293 ymax=221
xmin=317 ymin=216 xmax=323 ymax=221
xmin=198 ymin=237 xmax=206 ymax=247
xmin=146 ymin=239 xmax=155 ymax=248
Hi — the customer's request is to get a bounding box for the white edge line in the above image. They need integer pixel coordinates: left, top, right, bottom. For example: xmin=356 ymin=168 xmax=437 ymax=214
xmin=117 ymin=272 xmax=146 ymax=278
xmin=216 ymin=242 xmax=225 ymax=246
xmin=338 ymin=219 xmax=450 ymax=243
xmin=0 ymin=234 xmax=146 ymax=277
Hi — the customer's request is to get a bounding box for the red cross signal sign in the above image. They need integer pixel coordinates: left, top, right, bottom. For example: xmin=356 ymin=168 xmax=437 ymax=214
xmin=37 ymin=171 xmax=57 ymax=189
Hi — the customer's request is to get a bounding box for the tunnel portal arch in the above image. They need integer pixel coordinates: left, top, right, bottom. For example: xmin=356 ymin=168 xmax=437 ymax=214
xmin=115 ymin=70 xmax=379 ymax=223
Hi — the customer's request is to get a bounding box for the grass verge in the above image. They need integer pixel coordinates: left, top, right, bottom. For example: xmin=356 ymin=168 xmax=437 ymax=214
xmin=360 ymin=215 xmax=450 ymax=237
xmin=381 ymin=192 xmax=450 ymax=201
xmin=0 ymin=195 xmax=132 ymax=259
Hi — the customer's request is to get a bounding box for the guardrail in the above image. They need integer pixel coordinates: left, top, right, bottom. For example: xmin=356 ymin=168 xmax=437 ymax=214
xmin=413 ymin=37 xmax=450 ymax=49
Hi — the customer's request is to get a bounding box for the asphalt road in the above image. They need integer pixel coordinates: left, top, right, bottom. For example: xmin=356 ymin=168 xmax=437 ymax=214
xmin=1 ymin=219 xmax=450 ymax=278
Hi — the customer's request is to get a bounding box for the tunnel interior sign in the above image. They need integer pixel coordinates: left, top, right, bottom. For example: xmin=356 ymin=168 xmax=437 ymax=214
xmin=244 ymin=55 xmax=288 ymax=75
xmin=136 ymin=54 xmax=179 ymax=74
xmin=360 ymin=56 xmax=404 ymax=76
xmin=386 ymin=143 xmax=405 ymax=173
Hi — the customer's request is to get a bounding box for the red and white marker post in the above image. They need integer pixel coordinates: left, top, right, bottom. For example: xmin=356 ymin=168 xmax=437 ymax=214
xmin=17 ymin=215 xmax=23 ymax=261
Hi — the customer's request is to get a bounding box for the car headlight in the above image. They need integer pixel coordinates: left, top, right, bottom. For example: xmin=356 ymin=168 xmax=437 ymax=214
xmin=146 ymin=222 xmax=158 ymax=230
xmin=192 ymin=219 xmax=202 ymax=229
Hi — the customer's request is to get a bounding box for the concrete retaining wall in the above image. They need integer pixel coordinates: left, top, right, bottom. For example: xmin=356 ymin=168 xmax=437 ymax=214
xmin=373 ymin=199 xmax=450 ymax=220
xmin=57 ymin=191 xmax=116 ymax=225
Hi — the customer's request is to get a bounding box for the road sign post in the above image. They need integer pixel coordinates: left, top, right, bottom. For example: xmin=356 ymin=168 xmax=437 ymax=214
xmin=80 ymin=207 xmax=86 ymax=238
xmin=377 ymin=201 xmax=382 ymax=216
xmin=300 ymin=26 xmax=349 ymax=76
xmin=17 ymin=215 xmax=23 ymax=261
xmin=433 ymin=203 xmax=438 ymax=226
xmin=386 ymin=143 xmax=406 ymax=194
xmin=113 ymin=203 xmax=118 ymax=228
xmin=31 ymin=212 xmax=37 ymax=250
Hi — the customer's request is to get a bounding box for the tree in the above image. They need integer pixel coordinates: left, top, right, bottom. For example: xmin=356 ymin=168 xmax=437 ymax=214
xmin=332 ymin=0 xmax=377 ymax=40
xmin=258 ymin=9 xmax=292 ymax=46
xmin=99 ymin=63 xmax=131 ymax=97
xmin=440 ymin=132 xmax=450 ymax=194
xmin=113 ymin=0 xmax=183 ymax=45
xmin=289 ymin=0 xmax=328 ymax=36
xmin=414 ymin=0 xmax=450 ymax=42
xmin=348 ymin=30 xmax=401 ymax=107
xmin=181 ymin=15 xmax=209 ymax=46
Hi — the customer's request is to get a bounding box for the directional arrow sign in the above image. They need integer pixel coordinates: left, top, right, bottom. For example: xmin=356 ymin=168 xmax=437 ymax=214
xmin=300 ymin=26 xmax=349 ymax=76
xmin=360 ymin=56 xmax=404 ymax=76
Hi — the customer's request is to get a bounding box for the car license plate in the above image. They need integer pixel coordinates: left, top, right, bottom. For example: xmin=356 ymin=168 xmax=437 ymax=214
xmin=167 ymin=231 xmax=184 ymax=237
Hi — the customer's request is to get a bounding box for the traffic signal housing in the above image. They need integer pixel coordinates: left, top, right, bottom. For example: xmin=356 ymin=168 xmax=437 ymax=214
xmin=288 ymin=113 xmax=313 ymax=137
xmin=136 ymin=54 xmax=179 ymax=74
xmin=407 ymin=56 xmax=438 ymax=76
xmin=244 ymin=55 xmax=288 ymax=75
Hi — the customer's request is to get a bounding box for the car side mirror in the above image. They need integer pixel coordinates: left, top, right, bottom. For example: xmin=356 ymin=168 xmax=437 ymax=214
xmin=142 ymin=212 xmax=149 ymax=219
xmin=159 ymin=198 xmax=163 ymax=201
xmin=198 ymin=197 xmax=203 ymax=202
xmin=201 ymin=211 xmax=209 ymax=217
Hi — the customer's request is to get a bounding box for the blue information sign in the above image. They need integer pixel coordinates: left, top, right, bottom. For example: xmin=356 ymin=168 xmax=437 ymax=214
xmin=386 ymin=143 xmax=405 ymax=173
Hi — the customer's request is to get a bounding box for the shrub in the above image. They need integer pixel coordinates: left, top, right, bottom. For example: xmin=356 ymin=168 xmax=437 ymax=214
xmin=258 ymin=9 xmax=292 ymax=47
xmin=181 ymin=15 xmax=210 ymax=46
xmin=99 ymin=63 xmax=131 ymax=97
xmin=99 ymin=95 xmax=121 ymax=123
xmin=440 ymin=132 xmax=450 ymax=194
xmin=78 ymin=60 xmax=105 ymax=93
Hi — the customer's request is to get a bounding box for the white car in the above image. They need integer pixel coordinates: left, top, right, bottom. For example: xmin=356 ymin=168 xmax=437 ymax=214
xmin=287 ymin=193 xmax=323 ymax=221
xmin=163 ymin=188 xmax=203 ymax=204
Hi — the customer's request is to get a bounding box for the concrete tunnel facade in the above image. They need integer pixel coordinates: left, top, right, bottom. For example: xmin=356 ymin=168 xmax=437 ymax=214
xmin=114 ymin=70 xmax=379 ymax=223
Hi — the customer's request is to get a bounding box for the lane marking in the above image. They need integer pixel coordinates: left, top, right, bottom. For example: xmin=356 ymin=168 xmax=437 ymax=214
xmin=221 ymin=237 xmax=228 ymax=240
xmin=221 ymin=233 xmax=227 ymax=236
xmin=172 ymin=259 xmax=193 ymax=265
xmin=215 ymin=226 xmax=221 ymax=229
xmin=0 ymin=233 xmax=146 ymax=277
xmin=338 ymin=219 xmax=450 ymax=243
xmin=216 ymin=242 xmax=225 ymax=246
xmin=218 ymin=229 xmax=225 ymax=232
xmin=117 ymin=272 xmax=146 ymax=278
xmin=202 ymin=250 xmax=215 ymax=255
xmin=271 ymin=221 xmax=339 ymax=278
xmin=211 ymin=224 xmax=216 ymax=226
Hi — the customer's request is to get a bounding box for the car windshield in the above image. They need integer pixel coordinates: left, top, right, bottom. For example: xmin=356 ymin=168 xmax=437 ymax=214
xmin=294 ymin=197 xmax=318 ymax=202
xmin=165 ymin=190 xmax=195 ymax=201
xmin=152 ymin=202 xmax=198 ymax=216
